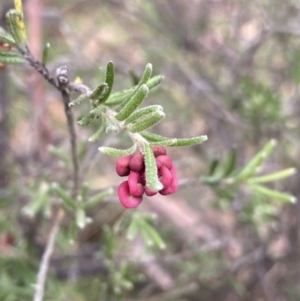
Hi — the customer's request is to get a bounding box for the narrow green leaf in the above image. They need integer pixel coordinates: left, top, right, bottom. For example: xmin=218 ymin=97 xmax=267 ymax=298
xmin=126 ymin=219 xmax=139 ymax=241
xmin=89 ymin=105 xmax=106 ymax=115
xmin=78 ymin=113 xmax=95 ymax=126
xmin=97 ymin=61 xmax=114 ymax=104
xmin=0 ymin=49 xmax=22 ymax=57
xmin=49 ymin=145 xmax=71 ymax=166
xmin=127 ymin=110 xmax=165 ymax=133
xmin=222 ymin=147 xmax=237 ymax=177
xmin=76 ymin=208 xmax=86 ymax=229
xmin=170 ymin=135 xmax=208 ymax=147
xmin=51 ymin=183 xmax=77 ymax=210
xmin=248 ymin=168 xmax=297 ymax=184
xmin=140 ymin=131 xmax=167 ymax=142
xmin=0 ymin=26 xmax=16 ymax=45
xmin=83 ymin=188 xmax=113 ymax=209
xmin=81 ymin=182 xmax=89 ymax=201
xmin=115 ymin=84 xmax=149 ymax=121
xmin=90 ymin=83 xmax=108 ymax=101
xmin=42 ymin=42 xmax=50 ymax=66
xmin=250 ymin=184 xmax=297 ymax=203
xmin=236 ymin=139 xmax=277 ymax=180
xmin=0 ymin=54 xmax=26 ymax=64
xmin=124 ymin=105 xmax=163 ymax=125
xmin=99 ymin=144 xmax=137 ymax=156
xmin=208 ymin=159 xmax=219 ymax=176
xmin=149 ymin=139 xmax=177 ymax=146
xmin=105 ymin=75 xmax=163 ymax=106
xmin=69 ymin=93 xmax=90 ymax=107
xmin=142 ymin=221 xmax=166 ymax=249
xmin=147 ymin=75 xmax=163 ymax=89
xmin=22 ymin=183 xmax=49 ymax=217
xmin=138 ymin=221 xmax=154 ymax=247
xmin=137 ymin=63 xmax=153 ymax=87
xmin=6 ymin=9 xmax=26 ymax=46
xmin=144 ymin=143 xmax=163 ymax=191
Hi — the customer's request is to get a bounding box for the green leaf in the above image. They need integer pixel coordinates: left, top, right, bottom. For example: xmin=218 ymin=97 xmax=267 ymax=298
xmin=248 ymin=168 xmax=297 ymax=184
xmin=69 ymin=93 xmax=90 ymax=107
xmin=83 ymin=188 xmax=113 ymax=209
xmin=170 ymin=135 xmax=208 ymax=147
xmin=90 ymin=83 xmax=108 ymax=101
xmin=81 ymin=182 xmax=89 ymax=201
xmin=0 ymin=49 xmax=22 ymax=57
xmin=127 ymin=110 xmax=165 ymax=133
xmin=22 ymin=183 xmax=49 ymax=217
xmin=124 ymin=105 xmax=163 ymax=125
xmin=105 ymin=70 xmax=161 ymax=107
xmin=49 ymin=145 xmax=71 ymax=166
xmin=78 ymin=113 xmax=95 ymax=126
xmin=144 ymin=143 xmax=163 ymax=191
xmin=51 ymin=183 xmax=77 ymax=210
xmin=138 ymin=221 xmax=154 ymax=247
xmin=235 ymin=139 xmax=277 ymax=181
xmin=0 ymin=54 xmax=26 ymax=64
xmin=42 ymin=42 xmax=50 ymax=66
xmin=97 ymin=61 xmax=115 ymax=104
xmin=0 ymin=26 xmax=16 ymax=45
xmin=76 ymin=208 xmax=87 ymax=229
xmin=142 ymin=221 xmax=166 ymax=249
xmin=126 ymin=218 xmax=139 ymax=241
xmin=99 ymin=144 xmax=137 ymax=156
xmin=6 ymin=9 xmax=26 ymax=46
xmin=115 ymin=84 xmax=149 ymax=121
xmin=149 ymin=139 xmax=177 ymax=146
xmin=147 ymin=75 xmax=163 ymax=89
xmin=221 ymin=147 xmax=237 ymax=177
xmin=250 ymin=184 xmax=297 ymax=203
xmin=208 ymin=159 xmax=219 ymax=176
xmin=140 ymin=131 xmax=167 ymax=142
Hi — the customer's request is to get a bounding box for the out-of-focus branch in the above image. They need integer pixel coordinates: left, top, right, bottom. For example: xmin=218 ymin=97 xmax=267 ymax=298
xmin=33 ymin=208 xmax=64 ymax=301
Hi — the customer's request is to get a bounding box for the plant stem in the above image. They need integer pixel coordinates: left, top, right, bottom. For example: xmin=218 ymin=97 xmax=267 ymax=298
xmin=33 ymin=208 xmax=64 ymax=301
xmin=61 ymin=89 xmax=80 ymax=199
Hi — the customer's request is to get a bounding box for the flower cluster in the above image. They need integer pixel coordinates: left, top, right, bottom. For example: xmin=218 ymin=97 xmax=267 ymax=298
xmin=116 ymin=146 xmax=178 ymax=208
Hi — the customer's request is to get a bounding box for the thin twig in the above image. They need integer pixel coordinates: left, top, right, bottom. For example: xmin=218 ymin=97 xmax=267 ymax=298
xmin=33 ymin=208 xmax=64 ymax=301
xmin=17 ymin=46 xmax=80 ymax=300
xmin=61 ymin=88 xmax=80 ymax=198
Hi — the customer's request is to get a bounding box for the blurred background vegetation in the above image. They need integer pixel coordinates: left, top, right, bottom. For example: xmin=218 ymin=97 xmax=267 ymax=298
xmin=1 ymin=0 xmax=300 ymax=300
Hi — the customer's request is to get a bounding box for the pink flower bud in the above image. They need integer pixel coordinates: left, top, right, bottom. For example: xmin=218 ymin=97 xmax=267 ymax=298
xmin=116 ymin=155 xmax=132 ymax=176
xmin=152 ymin=146 xmax=167 ymax=157
xmin=118 ymin=181 xmax=143 ymax=208
xmin=159 ymin=165 xmax=178 ymax=195
xmin=158 ymin=165 xmax=172 ymax=189
xmin=156 ymin=155 xmax=173 ymax=170
xmin=129 ymin=154 xmax=144 ymax=172
xmin=128 ymin=171 xmax=145 ymax=197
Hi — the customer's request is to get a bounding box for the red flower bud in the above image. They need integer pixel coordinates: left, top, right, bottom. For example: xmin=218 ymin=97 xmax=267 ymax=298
xmin=129 ymin=154 xmax=144 ymax=172
xmin=128 ymin=171 xmax=144 ymax=197
xmin=159 ymin=165 xmax=178 ymax=195
xmin=156 ymin=155 xmax=173 ymax=170
xmin=116 ymin=155 xmax=132 ymax=176
xmin=152 ymin=146 xmax=167 ymax=157
xmin=158 ymin=165 xmax=172 ymax=189
xmin=118 ymin=181 xmax=143 ymax=208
